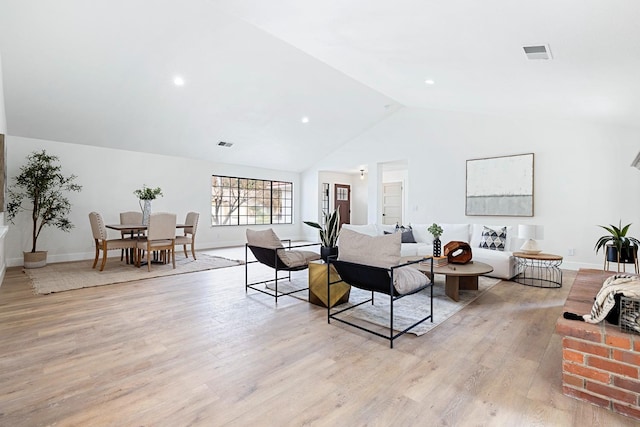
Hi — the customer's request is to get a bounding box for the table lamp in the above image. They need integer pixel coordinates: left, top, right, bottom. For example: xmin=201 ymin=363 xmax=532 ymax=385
xmin=518 ymin=224 xmax=543 ymax=254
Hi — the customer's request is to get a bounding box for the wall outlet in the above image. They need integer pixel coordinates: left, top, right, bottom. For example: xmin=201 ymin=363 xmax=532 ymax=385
xmin=568 ymin=248 xmax=575 ymax=256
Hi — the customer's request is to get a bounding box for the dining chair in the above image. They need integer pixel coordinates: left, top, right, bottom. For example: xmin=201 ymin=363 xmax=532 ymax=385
xmin=135 ymin=212 xmax=177 ymax=271
xmin=175 ymin=212 xmax=199 ymax=259
xmin=119 ymin=211 xmax=143 ymax=263
xmin=89 ymin=212 xmax=137 ymax=271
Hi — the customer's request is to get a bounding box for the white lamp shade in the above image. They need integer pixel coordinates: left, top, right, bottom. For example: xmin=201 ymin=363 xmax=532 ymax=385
xmin=518 ymin=224 xmax=543 ymax=254
xmin=518 ymin=224 xmax=537 ymax=240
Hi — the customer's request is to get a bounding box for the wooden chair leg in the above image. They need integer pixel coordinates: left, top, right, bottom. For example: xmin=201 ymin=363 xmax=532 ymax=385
xmin=99 ymin=242 xmax=108 ymax=271
xmin=172 ymin=248 xmax=176 ymax=269
xmin=183 ymin=244 xmax=188 ymax=258
xmin=92 ymin=241 xmax=99 ymax=269
xmin=191 ymin=242 xmax=196 ymax=260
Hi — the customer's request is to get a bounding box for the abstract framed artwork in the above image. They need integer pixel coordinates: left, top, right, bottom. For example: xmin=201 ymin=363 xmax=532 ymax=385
xmin=465 ymin=153 xmax=534 ymax=217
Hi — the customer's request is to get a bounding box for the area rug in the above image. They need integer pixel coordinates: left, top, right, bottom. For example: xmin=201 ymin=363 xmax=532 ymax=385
xmin=267 ymin=275 xmax=501 ymax=335
xmin=25 ymin=253 xmax=243 ymax=294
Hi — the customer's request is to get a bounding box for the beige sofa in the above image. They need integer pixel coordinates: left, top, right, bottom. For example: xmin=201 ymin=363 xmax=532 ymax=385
xmin=340 ymin=223 xmax=518 ymax=279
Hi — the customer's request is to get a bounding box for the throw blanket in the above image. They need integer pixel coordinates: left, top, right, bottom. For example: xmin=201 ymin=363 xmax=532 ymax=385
xmin=564 ymin=274 xmax=640 ymax=325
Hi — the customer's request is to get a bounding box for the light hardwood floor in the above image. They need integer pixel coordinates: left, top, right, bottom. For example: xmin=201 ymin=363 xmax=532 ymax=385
xmin=0 ymin=249 xmax=636 ymax=426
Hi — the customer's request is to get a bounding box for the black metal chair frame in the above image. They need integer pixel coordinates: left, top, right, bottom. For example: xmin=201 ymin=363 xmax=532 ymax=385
xmin=245 ymin=240 xmax=321 ymax=303
xmin=327 ymin=256 xmax=434 ymax=348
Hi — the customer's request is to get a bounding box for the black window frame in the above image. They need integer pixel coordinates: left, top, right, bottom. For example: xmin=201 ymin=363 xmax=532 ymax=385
xmin=211 ymin=175 xmax=293 ymax=226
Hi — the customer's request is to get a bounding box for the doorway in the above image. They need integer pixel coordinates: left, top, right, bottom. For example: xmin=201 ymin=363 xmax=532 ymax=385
xmin=334 ymin=183 xmax=350 ymax=227
xmin=382 ymin=181 xmax=402 ymax=225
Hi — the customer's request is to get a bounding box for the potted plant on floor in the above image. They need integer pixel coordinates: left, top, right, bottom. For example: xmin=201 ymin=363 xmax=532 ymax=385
xmin=6 ymin=150 xmax=82 ymax=268
xmin=594 ymin=221 xmax=640 ymax=270
xmin=304 ymin=207 xmax=341 ymax=262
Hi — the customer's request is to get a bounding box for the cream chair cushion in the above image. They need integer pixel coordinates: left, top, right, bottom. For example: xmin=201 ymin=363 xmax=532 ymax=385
xmin=338 ymin=228 xmax=427 ymax=294
xmin=338 ymin=228 xmax=401 ymax=268
xmin=246 ymin=228 xmax=319 ymax=268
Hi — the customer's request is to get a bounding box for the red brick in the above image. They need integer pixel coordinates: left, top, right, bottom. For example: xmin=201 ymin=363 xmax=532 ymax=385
xmin=557 ymin=322 xmax=602 ymax=343
xmin=563 ymin=373 xmax=584 ymax=388
xmin=564 ymin=362 xmax=610 ymax=383
xmin=563 ymin=385 xmax=611 ymax=409
xmin=605 ymin=334 xmax=632 ymax=350
xmin=613 ymin=402 xmax=640 ymax=420
xmin=589 ymin=356 xmax=639 ymax=378
xmin=564 ymin=338 xmax=609 ymax=357
xmin=634 ymin=339 xmax=640 ymax=352
xmin=612 ymin=349 xmax=640 ymax=366
xmin=563 ymin=349 xmax=584 ymax=363
xmin=586 ymin=380 xmax=637 ymax=404
xmin=613 ymin=375 xmax=640 ymax=394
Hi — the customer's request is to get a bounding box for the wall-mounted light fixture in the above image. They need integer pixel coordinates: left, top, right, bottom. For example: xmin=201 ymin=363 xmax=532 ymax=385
xmin=360 ymin=169 xmax=365 ymax=180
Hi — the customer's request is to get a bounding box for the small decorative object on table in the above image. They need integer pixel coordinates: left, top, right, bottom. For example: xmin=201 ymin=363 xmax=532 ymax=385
xmin=444 ymin=241 xmax=473 ymax=264
xmin=428 ymin=223 xmax=443 ymax=257
xmin=134 ymin=185 xmax=163 ymax=225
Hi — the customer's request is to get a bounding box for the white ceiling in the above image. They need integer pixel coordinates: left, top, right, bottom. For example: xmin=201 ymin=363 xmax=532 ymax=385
xmin=1 ymin=0 xmax=639 ymax=172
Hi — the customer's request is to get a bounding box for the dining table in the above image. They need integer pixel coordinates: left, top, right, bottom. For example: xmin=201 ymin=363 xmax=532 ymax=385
xmin=105 ymin=223 xmax=187 ymax=266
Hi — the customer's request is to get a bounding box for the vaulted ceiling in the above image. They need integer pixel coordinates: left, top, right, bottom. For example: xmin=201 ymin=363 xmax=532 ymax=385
xmin=1 ymin=1 xmax=639 ymax=172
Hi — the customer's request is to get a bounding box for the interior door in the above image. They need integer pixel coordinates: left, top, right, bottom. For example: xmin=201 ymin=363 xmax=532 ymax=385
xmin=334 ymin=184 xmax=350 ymax=227
xmin=382 ymin=181 xmax=402 ymax=225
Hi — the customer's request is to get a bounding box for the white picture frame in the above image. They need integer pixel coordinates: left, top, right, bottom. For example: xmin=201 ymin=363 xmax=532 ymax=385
xmin=465 ymin=153 xmax=534 ymax=217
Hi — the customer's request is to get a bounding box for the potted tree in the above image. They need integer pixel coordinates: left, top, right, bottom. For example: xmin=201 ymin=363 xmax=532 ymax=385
xmin=594 ymin=221 xmax=640 ymax=270
xmin=6 ymin=150 xmax=82 ymax=268
xmin=304 ymin=207 xmax=341 ymax=261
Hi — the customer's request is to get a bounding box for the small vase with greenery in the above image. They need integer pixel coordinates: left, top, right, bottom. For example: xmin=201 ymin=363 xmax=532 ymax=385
xmin=134 ymin=185 xmax=163 ymax=225
xmin=6 ymin=150 xmax=82 ymax=268
xmin=428 ymin=223 xmax=444 ymax=257
xmin=594 ymin=221 xmax=640 ymax=269
xmin=304 ymin=208 xmax=341 ymax=261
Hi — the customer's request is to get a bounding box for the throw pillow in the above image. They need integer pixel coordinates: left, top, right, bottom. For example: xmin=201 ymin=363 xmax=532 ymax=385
xmin=479 ymin=226 xmax=507 ymax=251
xmin=383 ymin=229 xmax=417 ymax=243
xmin=338 ymin=228 xmax=401 ymax=268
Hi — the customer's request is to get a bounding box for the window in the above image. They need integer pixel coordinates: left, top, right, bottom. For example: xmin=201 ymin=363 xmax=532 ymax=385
xmin=211 ymin=175 xmax=293 ymax=226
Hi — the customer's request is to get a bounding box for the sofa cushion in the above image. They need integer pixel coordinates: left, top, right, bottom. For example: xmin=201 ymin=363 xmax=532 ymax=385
xmin=479 ymin=226 xmax=507 ymax=251
xmin=412 ymin=223 xmax=470 ymax=245
xmin=377 ymin=224 xmax=397 ymax=234
xmin=338 ymin=228 xmax=401 ymax=268
xmin=383 ymin=229 xmax=417 ymax=243
xmin=341 ymin=223 xmax=379 ymax=237
xmin=441 ymin=223 xmax=471 ymax=245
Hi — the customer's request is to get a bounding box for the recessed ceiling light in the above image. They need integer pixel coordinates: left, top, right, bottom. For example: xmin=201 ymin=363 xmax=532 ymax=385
xmin=301 ymin=116 xmax=309 ymax=124
xmin=424 ymin=79 xmax=435 ymax=85
xmin=174 ymin=76 xmax=185 ymax=86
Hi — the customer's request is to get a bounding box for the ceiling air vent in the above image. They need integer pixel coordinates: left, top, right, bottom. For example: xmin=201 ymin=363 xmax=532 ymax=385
xmin=218 ymin=141 xmax=233 ymax=148
xmin=523 ymin=44 xmax=552 ymax=60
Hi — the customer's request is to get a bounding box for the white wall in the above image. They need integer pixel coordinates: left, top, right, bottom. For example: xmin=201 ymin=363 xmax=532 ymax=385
xmin=5 ymin=136 xmax=302 ymax=267
xmin=0 ymin=53 xmax=8 ymax=282
xmin=302 ymin=107 xmax=640 ymax=271
xmin=0 ymin=53 xmax=6 ymax=134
